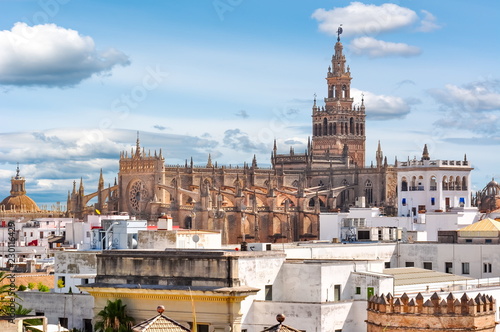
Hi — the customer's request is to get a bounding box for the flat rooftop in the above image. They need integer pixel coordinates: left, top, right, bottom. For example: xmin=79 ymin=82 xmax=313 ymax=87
xmin=384 ymin=267 xmax=473 ymax=286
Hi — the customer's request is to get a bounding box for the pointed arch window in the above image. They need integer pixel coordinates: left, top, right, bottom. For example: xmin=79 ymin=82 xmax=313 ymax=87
xmin=323 ymin=118 xmax=328 ymax=136
xmin=365 ymin=180 xmax=373 ymax=205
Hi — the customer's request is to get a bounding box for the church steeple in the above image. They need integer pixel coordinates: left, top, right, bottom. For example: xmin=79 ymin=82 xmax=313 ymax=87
xmin=311 ymin=26 xmax=366 ymax=167
xmin=422 ymin=144 xmax=430 ymax=161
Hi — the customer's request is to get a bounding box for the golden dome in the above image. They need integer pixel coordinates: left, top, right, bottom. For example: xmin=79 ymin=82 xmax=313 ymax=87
xmin=0 ymin=194 xmax=40 ymax=212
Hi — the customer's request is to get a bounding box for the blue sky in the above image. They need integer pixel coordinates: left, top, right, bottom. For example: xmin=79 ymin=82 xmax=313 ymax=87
xmin=0 ymin=0 xmax=499 ymax=206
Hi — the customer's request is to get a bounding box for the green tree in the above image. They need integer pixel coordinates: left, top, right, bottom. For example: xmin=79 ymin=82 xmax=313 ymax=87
xmin=57 ymin=278 xmax=65 ymax=292
xmin=37 ymin=282 xmax=50 ymax=292
xmin=94 ymin=299 xmax=135 ymax=332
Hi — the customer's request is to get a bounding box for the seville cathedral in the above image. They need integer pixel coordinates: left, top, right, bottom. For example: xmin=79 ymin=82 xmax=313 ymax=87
xmin=67 ymin=32 xmax=399 ymax=244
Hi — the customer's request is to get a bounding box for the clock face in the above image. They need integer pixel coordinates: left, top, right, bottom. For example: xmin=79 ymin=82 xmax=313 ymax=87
xmin=128 ymin=180 xmax=149 ymax=214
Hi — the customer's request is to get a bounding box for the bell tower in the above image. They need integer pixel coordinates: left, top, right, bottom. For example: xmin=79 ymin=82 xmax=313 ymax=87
xmin=311 ymin=26 xmax=366 ymax=166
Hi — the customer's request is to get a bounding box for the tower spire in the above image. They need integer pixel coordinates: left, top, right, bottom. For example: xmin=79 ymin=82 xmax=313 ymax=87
xmin=135 ymin=131 xmax=141 ymax=158
xmin=422 ymin=144 xmax=430 ymax=161
xmin=311 ymin=26 xmax=366 ymax=167
xmin=98 ymin=168 xmax=104 ymax=191
xmin=376 ymin=141 xmax=383 ymax=168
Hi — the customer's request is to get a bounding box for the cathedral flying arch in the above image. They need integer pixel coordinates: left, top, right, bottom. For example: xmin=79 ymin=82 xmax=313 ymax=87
xmin=67 ymin=35 xmax=398 ymax=244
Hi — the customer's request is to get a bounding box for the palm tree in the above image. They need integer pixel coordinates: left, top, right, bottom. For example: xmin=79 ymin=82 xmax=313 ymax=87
xmin=0 ymin=271 xmax=19 ymax=316
xmin=14 ymin=304 xmax=43 ymax=328
xmin=94 ymin=299 xmax=135 ymax=332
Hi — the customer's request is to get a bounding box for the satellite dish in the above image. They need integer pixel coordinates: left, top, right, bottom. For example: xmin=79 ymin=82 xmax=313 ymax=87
xmin=192 ymin=235 xmax=200 ymax=243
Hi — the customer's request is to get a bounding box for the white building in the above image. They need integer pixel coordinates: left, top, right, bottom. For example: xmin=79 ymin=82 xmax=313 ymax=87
xmin=397 ymin=145 xmax=472 ymax=217
xmin=319 ymin=206 xmax=479 ymax=243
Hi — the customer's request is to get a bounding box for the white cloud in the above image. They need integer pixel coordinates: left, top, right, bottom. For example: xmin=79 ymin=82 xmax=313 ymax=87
xmin=0 ymin=22 xmax=130 ymax=87
xmin=349 ymin=37 xmax=421 ymax=57
xmin=430 ymin=81 xmax=500 ymax=112
xmin=417 ymin=10 xmax=442 ymax=32
xmin=312 ymin=2 xmax=418 ymax=37
xmin=351 ymin=88 xmax=411 ymax=120
xmin=429 ymin=80 xmax=500 ymax=134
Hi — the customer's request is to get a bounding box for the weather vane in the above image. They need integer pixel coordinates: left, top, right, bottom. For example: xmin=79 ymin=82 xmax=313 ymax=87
xmin=337 ymin=24 xmax=343 ymax=42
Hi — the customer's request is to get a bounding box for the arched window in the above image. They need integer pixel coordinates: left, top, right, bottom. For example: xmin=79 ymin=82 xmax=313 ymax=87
xmin=455 ymin=176 xmax=461 ymax=190
xmin=185 ymin=216 xmax=192 ymax=229
xmin=323 ymin=118 xmax=328 ymax=136
xmin=411 ymin=176 xmax=417 ymax=191
xmin=333 ymin=122 xmax=337 ymax=135
xmin=401 ymin=177 xmax=408 ymax=191
xmin=430 ymin=176 xmax=437 ymax=191
xmin=365 ymin=180 xmax=373 ymax=205
xmin=418 ymin=176 xmax=424 ymax=191
xmin=449 ymin=176 xmax=455 ymax=190
xmin=442 ymin=176 xmax=449 ymax=190
xmin=350 ymin=117 xmax=354 ymax=134
xmin=360 ymin=124 xmax=364 ymax=136
xmin=462 ymin=176 xmax=467 ymax=191
xmin=318 ymin=124 xmax=322 ymax=136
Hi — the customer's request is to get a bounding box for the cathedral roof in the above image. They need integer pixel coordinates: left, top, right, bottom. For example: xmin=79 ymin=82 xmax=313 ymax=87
xmin=0 ymin=194 xmax=40 ymax=212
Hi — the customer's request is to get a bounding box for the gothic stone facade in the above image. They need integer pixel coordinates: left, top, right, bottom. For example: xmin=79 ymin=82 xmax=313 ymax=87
xmin=67 ymin=37 xmax=398 ymax=244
